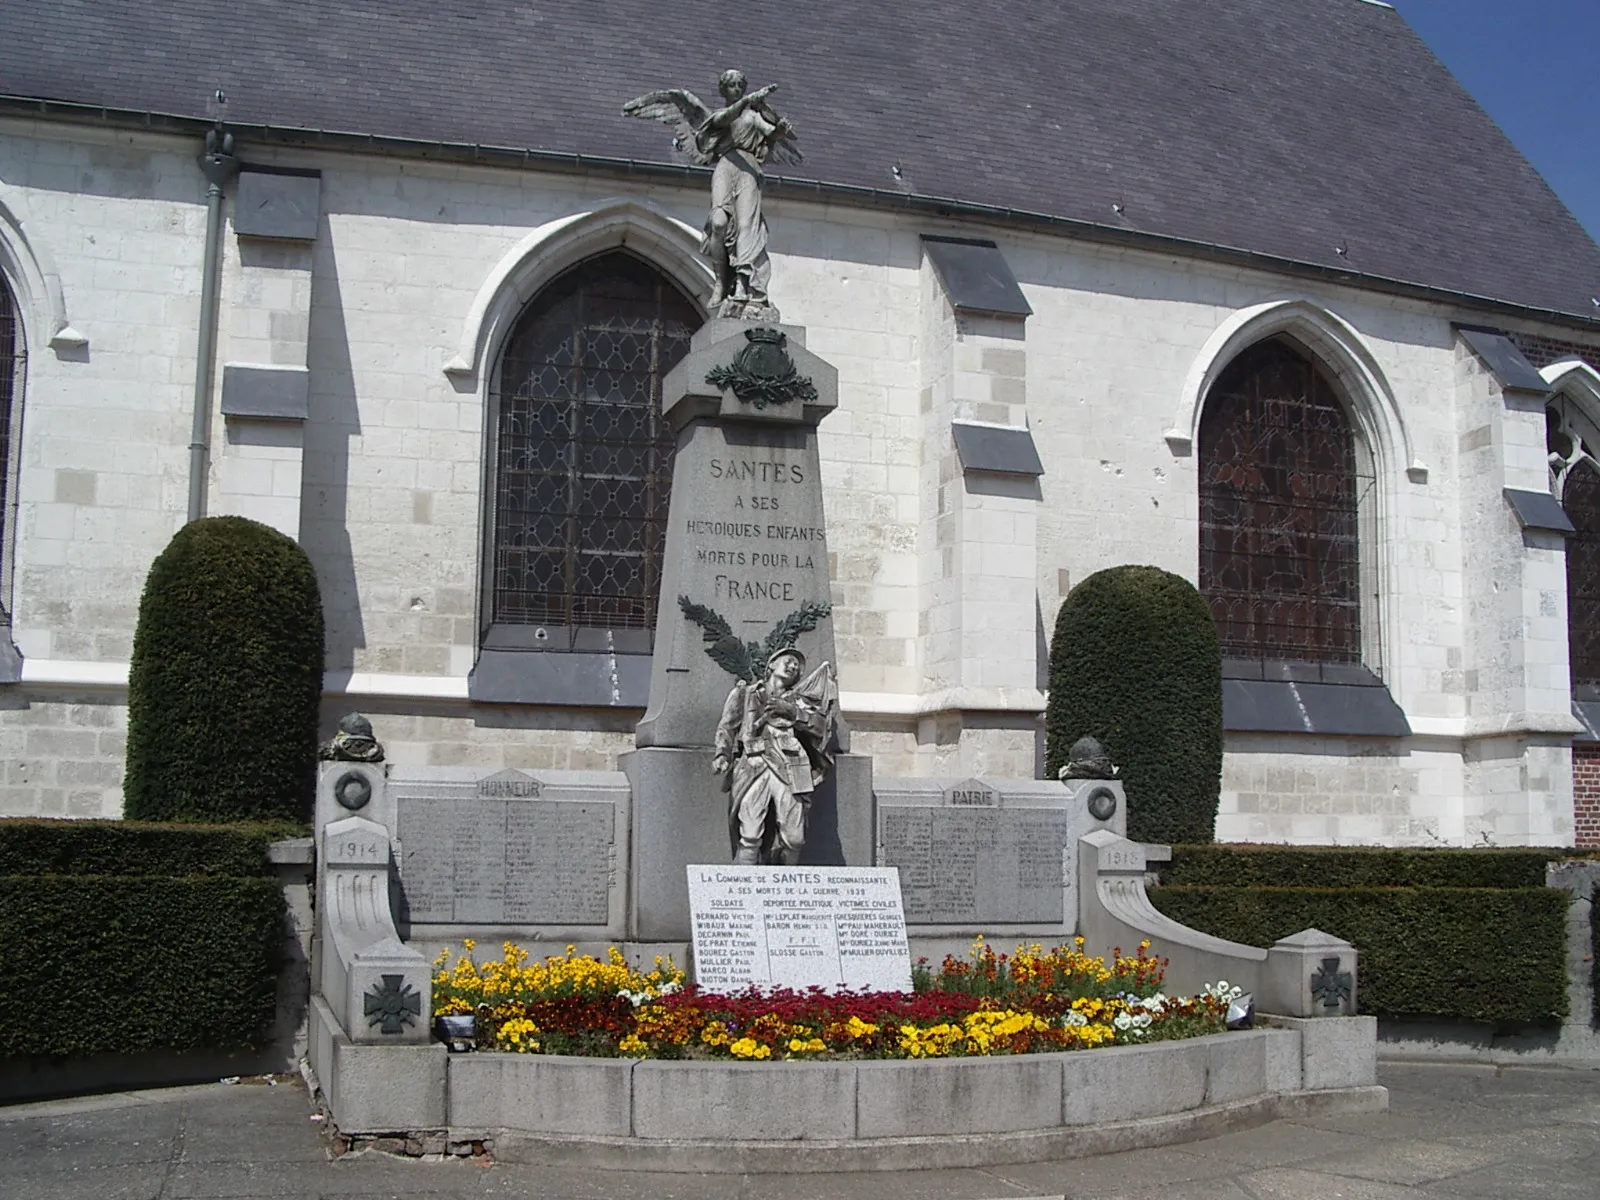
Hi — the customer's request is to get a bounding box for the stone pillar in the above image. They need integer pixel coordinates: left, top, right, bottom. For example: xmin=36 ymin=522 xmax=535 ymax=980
xmin=626 ymin=320 xmax=874 ymax=941
xmin=212 ymin=168 xmax=320 ymax=538
xmin=915 ymin=247 xmax=1043 ymax=776
xmin=1454 ymin=331 xmax=1579 ymax=843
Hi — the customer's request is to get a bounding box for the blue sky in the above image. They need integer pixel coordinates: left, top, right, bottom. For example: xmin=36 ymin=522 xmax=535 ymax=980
xmin=1395 ymin=1 xmax=1599 ymax=240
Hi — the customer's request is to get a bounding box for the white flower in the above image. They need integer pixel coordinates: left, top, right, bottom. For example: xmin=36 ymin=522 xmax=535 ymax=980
xmin=1131 ymin=1012 xmax=1153 ymax=1029
xmin=1113 ymin=1012 xmax=1134 ymax=1031
xmin=1063 ymin=1010 xmax=1089 ymax=1027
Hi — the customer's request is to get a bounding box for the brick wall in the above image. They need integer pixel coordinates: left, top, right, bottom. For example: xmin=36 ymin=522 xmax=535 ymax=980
xmin=1516 ymin=330 xmax=1600 ymax=849
xmin=1508 ymin=332 xmax=1600 ymax=372
xmin=1574 ymin=744 xmax=1600 ymax=847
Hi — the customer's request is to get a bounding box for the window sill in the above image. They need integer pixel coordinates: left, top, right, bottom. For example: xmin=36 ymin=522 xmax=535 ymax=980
xmin=1221 ymin=659 xmax=1409 ymax=737
xmin=467 ymin=647 xmax=650 ymax=707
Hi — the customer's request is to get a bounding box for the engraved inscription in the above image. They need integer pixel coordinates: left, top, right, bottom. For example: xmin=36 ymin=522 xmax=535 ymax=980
xmin=395 ymin=797 xmax=613 ymax=925
xmin=878 ymin=807 xmax=1072 ymax=924
xmin=687 ymin=866 xmax=912 ymax=993
xmin=1098 ymin=843 xmax=1145 ymax=872
xmin=478 ymin=769 xmax=542 ymax=798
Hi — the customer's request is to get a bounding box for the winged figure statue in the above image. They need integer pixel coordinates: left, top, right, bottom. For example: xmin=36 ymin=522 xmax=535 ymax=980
xmin=623 ymin=70 xmax=802 ymax=318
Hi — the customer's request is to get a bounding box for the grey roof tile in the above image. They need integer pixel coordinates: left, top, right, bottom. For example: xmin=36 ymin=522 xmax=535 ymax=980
xmin=3 ymin=0 xmax=1599 ymax=319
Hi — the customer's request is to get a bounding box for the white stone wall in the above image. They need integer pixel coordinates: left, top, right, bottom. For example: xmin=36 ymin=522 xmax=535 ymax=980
xmin=1217 ymin=734 xmax=1462 ymax=845
xmin=0 ymin=116 xmax=1590 ymax=842
xmin=0 ymin=122 xmax=201 ymax=675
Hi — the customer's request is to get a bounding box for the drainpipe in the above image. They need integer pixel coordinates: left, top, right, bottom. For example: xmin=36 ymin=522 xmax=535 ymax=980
xmin=188 ymin=119 xmax=240 ymax=522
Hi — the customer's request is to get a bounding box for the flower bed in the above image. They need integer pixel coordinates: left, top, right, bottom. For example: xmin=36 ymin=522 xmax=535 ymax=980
xmin=431 ymin=937 xmax=1238 ymax=1060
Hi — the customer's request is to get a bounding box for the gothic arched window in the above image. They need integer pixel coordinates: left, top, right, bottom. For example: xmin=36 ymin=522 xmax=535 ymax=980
xmin=1549 ymin=397 xmax=1600 ymax=687
xmin=1199 ymin=339 xmax=1364 ymax=663
xmin=484 ymin=251 xmax=700 ymax=648
xmin=0 ymin=277 xmax=19 ymax=620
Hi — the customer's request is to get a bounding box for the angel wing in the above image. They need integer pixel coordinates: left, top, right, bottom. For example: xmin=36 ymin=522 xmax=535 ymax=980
xmin=766 ymin=138 xmax=804 ymax=167
xmin=622 ymin=89 xmax=715 ymax=165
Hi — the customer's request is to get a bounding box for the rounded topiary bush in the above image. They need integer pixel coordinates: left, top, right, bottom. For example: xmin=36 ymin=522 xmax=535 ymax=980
xmin=1046 ymin=565 xmax=1222 ymax=844
xmin=124 ymin=516 xmax=324 ymax=823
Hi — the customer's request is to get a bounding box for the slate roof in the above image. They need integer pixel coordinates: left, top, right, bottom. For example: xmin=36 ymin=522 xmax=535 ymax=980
xmin=3 ymin=0 xmax=1599 ymax=322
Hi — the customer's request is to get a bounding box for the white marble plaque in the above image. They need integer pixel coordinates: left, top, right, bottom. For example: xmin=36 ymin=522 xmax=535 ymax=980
xmin=686 ymin=865 xmax=913 ymax=994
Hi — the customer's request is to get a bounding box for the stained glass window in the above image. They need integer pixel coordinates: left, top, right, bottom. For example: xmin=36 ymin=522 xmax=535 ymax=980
xmin=1550 ymin=401 xmax=1600 ymax=688
xmin=487 ymin=251 xmax=700 ymax=638
xmin=1199 ymin=339 xmax=1363 ymax=663
xmin=0 ymin=279 xmax=17 ymax=619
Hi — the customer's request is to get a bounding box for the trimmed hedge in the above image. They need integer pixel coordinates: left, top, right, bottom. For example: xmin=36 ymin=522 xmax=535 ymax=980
xmin=1151 ymin=885 xmax=1569 ymax=1023
xmin=0 ymin=875 xmax=285 ymax=1057
xmin=0 ymin=819 xmax=295 ymax=878
xmin=0 ymin=819 xmax=291 ymax=1059
xmin=1046 ymin=565 xmax=1222 ymax=844
xmin=125 ymin=516 xmax=324 ymax=824
xmin=1162 ymin=844 xmax=1576 ymax=890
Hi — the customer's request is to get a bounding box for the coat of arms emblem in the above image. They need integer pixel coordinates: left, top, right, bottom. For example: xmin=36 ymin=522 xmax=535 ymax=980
xmin=705 ymin=327 xmax=819 ymax=409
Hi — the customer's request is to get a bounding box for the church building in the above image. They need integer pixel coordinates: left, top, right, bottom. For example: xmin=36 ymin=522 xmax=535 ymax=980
xmin=1 ymin=0 xmax=1599 ymax=846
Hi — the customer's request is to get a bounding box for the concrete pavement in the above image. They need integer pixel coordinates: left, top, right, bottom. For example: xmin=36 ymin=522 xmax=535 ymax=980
xmin=0 ymin=1060 xmax=1595 ymax=1199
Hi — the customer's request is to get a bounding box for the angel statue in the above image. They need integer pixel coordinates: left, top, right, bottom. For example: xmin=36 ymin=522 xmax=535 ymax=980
xmin=623 ymin=69 xmax=802 ymax=318
xmin=713 ymin=646 xmax=838 ymax=866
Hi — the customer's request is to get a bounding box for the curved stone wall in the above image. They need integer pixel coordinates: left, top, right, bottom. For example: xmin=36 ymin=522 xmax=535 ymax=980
xmin=435 ymin=1021 xmax=1384 ymax=1171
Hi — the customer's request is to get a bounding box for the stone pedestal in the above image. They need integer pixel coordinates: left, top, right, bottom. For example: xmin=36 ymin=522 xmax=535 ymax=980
xmin=626 ymin=318 xmax=869 ymax=942
xmin=1262 ymin=928 xmax=1359 ymax=1018
xmin=623 ymin=746 xmax=874 ymax=941
xmin=635 ymin=320 xmax=842 ymax=749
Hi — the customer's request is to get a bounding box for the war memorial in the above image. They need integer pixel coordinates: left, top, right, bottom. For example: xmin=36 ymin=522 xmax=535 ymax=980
xmin=7 ymin=0 xmax=1600 ymax=1173
xmin=304 ymin=71 xmax=1378 ymax=1165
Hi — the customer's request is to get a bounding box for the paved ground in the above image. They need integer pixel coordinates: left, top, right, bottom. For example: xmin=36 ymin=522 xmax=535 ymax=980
xmin=1 ymin=1061 xmax=1596 ymax=1199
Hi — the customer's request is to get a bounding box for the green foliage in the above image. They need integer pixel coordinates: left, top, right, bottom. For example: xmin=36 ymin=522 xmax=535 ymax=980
xmin=1046 ymin=565 xmax=1222 ymax=843
xmin=1162 ymin=844 xmax=1575 ymax=890
xmin=124 ymin=516 xmax=324 ymax=824
xmin=0 ymin=819 xmax=294 ymax=878
xmin=1151 ymin=885 xmax=1569 ymax=1023
xmin=678 ymin=595 xmax=832 ymax=681
xmin=0 ymin=875 xmax=284 ymax=1057
xmin=0 ymin=820 xmax=289 ymax=1058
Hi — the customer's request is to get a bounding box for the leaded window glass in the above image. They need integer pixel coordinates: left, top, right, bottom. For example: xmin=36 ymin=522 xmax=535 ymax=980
xmin=1199 ymin=339 xmax=1362 ymax=663
xmin=487 ymin=251 xmax=699 ymax=639
xmin=1549 ymin=400 xmax=1600 ymax=688
xmin=0 ymin=280 xmax=17 ymax=619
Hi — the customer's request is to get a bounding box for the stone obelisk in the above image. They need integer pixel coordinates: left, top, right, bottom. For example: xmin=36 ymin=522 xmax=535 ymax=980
xmin=622 ymin=319 xmax=874 ymax=940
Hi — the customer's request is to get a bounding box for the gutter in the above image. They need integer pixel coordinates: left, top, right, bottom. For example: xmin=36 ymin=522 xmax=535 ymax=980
xmin=4 ymin=94 xmax=1599 ymax=337
xmin=188 ymin=119 xmax=240 ymax=522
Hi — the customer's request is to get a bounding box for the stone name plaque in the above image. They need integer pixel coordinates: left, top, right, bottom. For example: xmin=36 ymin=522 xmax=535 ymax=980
xmin=395 ymin=797 xmax=614 ymax=925
xmin=687 ymin=865 xmax=912 ymax=993
xmin=878 ymin=807 xmax=1072 ymax=924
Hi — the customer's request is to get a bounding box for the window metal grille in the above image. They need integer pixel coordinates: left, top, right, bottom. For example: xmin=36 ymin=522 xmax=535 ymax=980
xmin=1550 ymin=408 xmax=1600 ymax=688
xmin=1199 ymin=339 xmax=1362 ymax=663
xmin=0 ymin=281 xmax=17 ymax=620
xmin=488 ymin=251 xmax=699 ymax=635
